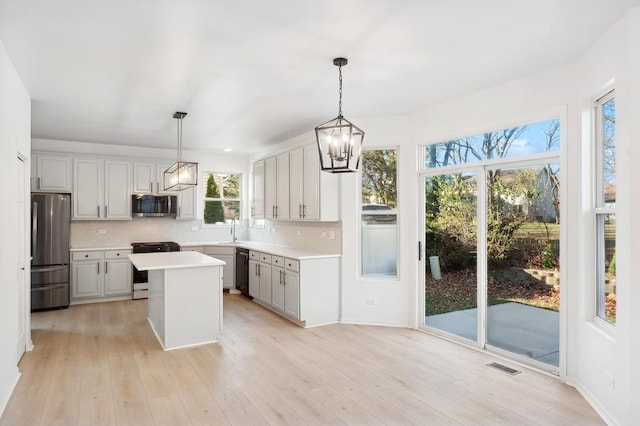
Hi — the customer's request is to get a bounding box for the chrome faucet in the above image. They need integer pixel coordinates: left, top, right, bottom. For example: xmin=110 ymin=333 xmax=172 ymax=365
xmin=230 ymin=217 xmax=237 ymax=243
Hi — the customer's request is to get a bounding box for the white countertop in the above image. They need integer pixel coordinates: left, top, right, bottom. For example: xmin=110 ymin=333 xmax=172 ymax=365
xmin=70 ymin=246 xmax=132 ymax=252
xmin=180 ymin=241 xmax=341 ymax=260
xmin=71 ymin=241 xmax=340 ymax=260
xmin=128 ymin=251 xmax=226 ymax=271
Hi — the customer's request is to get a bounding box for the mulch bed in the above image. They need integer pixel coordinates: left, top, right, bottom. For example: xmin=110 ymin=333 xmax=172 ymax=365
xmin=426 ymin=270 xmax=616 ymax=321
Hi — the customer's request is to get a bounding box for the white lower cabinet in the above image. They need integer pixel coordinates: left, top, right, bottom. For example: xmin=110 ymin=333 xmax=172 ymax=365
xmin=283 ymin=259 xmax=300 ymax=319
xmin=249 ymin=250 xmax=338 ymax=326
xmin=271 ymin=257 xmax=285 ymax=312
xmin=72 ymin=249 xmax=132 ymax=300
xmin=249 ymin=258 xmax=260 ymax=298
xmin=104 ymin=251 xmax=133 ymax=295
xmin=203 ymin=246 xmax=235 ymax=289
xmin=249 ymin=251 xmax=273 ymax=303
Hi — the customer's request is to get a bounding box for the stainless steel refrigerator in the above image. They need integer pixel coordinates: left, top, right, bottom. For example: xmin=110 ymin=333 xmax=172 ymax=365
xmin=31 ymin=193 xmax=70 ymax=310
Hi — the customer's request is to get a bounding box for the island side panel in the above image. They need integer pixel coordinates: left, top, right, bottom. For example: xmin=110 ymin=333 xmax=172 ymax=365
xmin=147 ymin=269 xmax=166 ymax=347
xmin=300 ymin=257 xmax=341 ymax=327
xmin=163 ymin=265 xmax=222 ymax=350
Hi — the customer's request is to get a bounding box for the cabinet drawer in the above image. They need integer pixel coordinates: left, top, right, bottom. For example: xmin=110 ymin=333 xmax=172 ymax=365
xmin=72 ymin=251 xmax=103 ymax=261
xmin=272 ymin=256 xmax=284 ymax=267
xmin=249 ymin=250 xmax=260 ymax=260
xmin=285 ymin=258 xmax=299 ymax=272
xmin=104 ymin=250 xmax=131 ymax=259
xmin=260 ymin=253 xmax=272 ymax=264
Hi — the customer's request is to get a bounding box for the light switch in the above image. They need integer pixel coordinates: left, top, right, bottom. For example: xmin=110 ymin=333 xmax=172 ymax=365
xmin=97 ymin=228 xmax=107 ymax=234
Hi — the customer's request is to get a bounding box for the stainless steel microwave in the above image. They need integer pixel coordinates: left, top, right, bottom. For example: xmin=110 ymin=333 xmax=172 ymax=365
xmin=131 ymin=195 xmax=177 ymax=217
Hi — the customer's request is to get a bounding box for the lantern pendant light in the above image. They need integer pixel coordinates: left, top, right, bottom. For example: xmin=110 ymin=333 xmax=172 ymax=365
xmin=164 ymin=112 xmax=198 ymax=191
xmin=315 ymin=57 xmax=365 ymax=173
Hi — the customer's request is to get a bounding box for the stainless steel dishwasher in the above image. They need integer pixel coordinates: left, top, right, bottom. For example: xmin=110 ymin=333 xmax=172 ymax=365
xmin=235 ymin=247 xmax=250 ymax=298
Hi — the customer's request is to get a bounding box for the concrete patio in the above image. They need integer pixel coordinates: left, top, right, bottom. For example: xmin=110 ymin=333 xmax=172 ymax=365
xmin=425 ymin=302 xmax=559 ymax=366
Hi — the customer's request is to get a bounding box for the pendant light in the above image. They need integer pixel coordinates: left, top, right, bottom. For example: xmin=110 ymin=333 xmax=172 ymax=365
xmin=315 ymin=57 xmax=365 ymax=173
xmin=164 ymin=112 xmax=198 ymax=191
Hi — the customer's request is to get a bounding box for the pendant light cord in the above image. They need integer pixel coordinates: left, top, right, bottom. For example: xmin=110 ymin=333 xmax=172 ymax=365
xmin=176 ymin=116 xmax=182 ymax=162
xmin=338 ymin=64 xmax=343 ymax=117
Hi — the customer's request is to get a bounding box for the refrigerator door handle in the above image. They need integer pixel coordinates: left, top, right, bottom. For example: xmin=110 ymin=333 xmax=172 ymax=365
xmin=31 ymin=200 xmax=38 ymax=259
xmin=31 ymin=265 xmax=68 ymax=273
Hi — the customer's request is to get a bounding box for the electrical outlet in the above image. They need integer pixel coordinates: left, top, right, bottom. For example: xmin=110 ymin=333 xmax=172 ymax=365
xmin=191 ymin=226 xmax=198 ymax=231
xmin=321 ymin=231 xmax=327 ymax=238
xmin=97 ymin=229 xmax=107 ymax=234
xmin=329 ymin=230 xmax=336 ymax=239
xmin=366 ymin=298 xmax=377 ymax=306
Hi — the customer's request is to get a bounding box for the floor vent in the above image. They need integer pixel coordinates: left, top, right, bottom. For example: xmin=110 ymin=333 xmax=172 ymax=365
xmin=487 ymin=362 xmax=521 ymax=375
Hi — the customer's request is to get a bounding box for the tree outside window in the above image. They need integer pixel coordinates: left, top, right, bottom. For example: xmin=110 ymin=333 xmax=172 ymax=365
xmin=203 ymin=172 xmax=241 ymax=225
xmin=361 ymin=149 xmax=398 ymax=277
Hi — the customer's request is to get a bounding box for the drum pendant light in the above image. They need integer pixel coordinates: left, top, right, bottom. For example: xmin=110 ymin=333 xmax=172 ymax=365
xmin=315 ymin=58 xmax=365 ymax=173
xmin=164 ymin=112 xmax=198 ymax=191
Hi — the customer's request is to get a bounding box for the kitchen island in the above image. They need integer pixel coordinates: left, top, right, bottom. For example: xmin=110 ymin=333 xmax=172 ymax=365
xmin=128 ymin=251 xmax=225 ymax=350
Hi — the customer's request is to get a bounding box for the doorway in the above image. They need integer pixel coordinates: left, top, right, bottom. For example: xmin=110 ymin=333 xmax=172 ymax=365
xmin=420 ymin=119 xmax=562 ymax=370
xmin=17 ymin=155 xmax=28 ymax=362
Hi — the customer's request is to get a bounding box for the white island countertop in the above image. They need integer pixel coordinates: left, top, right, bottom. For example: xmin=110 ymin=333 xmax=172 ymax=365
xmin=128 ymin=251 xmax=226 ymax=271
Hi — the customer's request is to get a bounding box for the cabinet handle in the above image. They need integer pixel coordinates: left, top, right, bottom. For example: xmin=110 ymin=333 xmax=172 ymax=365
xmin=302 ymin=204 xmax=306 ymax=218
xmin=156 ymin=182 xmax=160 ymax=193
xmin=298 ymin=204 xmax=302 ymax=218
xmin=275 ymin=205 xmax=278 ymax=218
xmin=97 ymin=206 xmax=100 ymax=217
xmin=149 ymin=181 xmax=152 ymax=192
xmin=105 ymin=205 xmax=108 ymax=217
xmin=97 ymin=262 xmax=100 ymax=274
xmin=37 ymin=177 xmax=41 ymax=189
xmin=105 ymin=262 xmax=108 ymax=274
xmin=178 ymin=206 xmax=181 ymax=216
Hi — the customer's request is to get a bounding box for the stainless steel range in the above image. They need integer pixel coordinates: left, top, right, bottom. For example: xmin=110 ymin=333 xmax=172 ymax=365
xmin=131 ymin=241 xmax=180 ymax=299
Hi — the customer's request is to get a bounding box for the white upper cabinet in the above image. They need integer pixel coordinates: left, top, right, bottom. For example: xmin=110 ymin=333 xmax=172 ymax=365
xmin=133 ymin=162 xmax=176 ymax=195
xmin=261 ymin=152 xmax=291 ymax=220
xmin=104 ymin=160 xmax=131 ymax=219
xmin=176 ymin=185 xmax=197 ymax=220
xmin=276 ymin=152 xmax=290 ymax=220
xmin=264 ymin=156 xmax=277 ymax=219
xmin=32 ymin=154 xmax=72 ymax=192
xmin=73 ymin=159 xmax=102 ymax=219
xmin=73 ymin=158 xmax=131 ymax=220
xmin=289 ymin=145 xmax=338 ymax=221
xmin=132 ymin=162 xmax=154 ymax=193
xmin=252 ymin=160 xmax=265 ymax=219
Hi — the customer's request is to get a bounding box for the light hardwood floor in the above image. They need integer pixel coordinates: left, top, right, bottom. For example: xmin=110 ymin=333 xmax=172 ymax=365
xmin=2 ymin=294 xmax=603 ymax=425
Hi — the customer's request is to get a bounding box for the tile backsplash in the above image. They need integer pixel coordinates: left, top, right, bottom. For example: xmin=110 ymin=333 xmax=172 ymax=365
xmin=248 ymin=221 xmax=341 ymax=254
xmin=71 ymin=218 xmax=341 ymax=254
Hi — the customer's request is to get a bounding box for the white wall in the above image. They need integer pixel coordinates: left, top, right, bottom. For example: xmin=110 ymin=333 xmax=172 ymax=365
xmin=0 ymin=39 xmax=30 ymax=414
xmin=572 ymin=10 xmax=638 ymax=424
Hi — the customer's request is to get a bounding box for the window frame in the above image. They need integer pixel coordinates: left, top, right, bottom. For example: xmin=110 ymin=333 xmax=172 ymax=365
xmin=359 ymin=147 xmax=400 ymax=279
xmin=201 ymin=171 xmax=243 ymax=227
xmin=593 ymin=89 xmax=616 ymax=325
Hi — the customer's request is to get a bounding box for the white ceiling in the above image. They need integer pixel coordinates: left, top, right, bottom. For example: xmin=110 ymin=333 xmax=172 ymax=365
xmin=1 ymin=0 xmax=638 ymax=154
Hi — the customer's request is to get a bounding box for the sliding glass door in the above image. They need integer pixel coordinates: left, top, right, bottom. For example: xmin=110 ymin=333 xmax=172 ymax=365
xmin=421 ymin=118 xmax=561 ymax=370
xmin=424 ymin=172 xmax=478 ymax=341
xmin=485 ymin=164 xmax=560 ymax=367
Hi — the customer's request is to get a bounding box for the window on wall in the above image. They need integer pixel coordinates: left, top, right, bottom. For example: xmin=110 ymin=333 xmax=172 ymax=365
xmin=595 ymin=91 xmax=616 ymax=324
xmin=361 ymin=149 xmax=398 ymax=277
xmin=202 ymin=172 xmax=242 ymax=225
